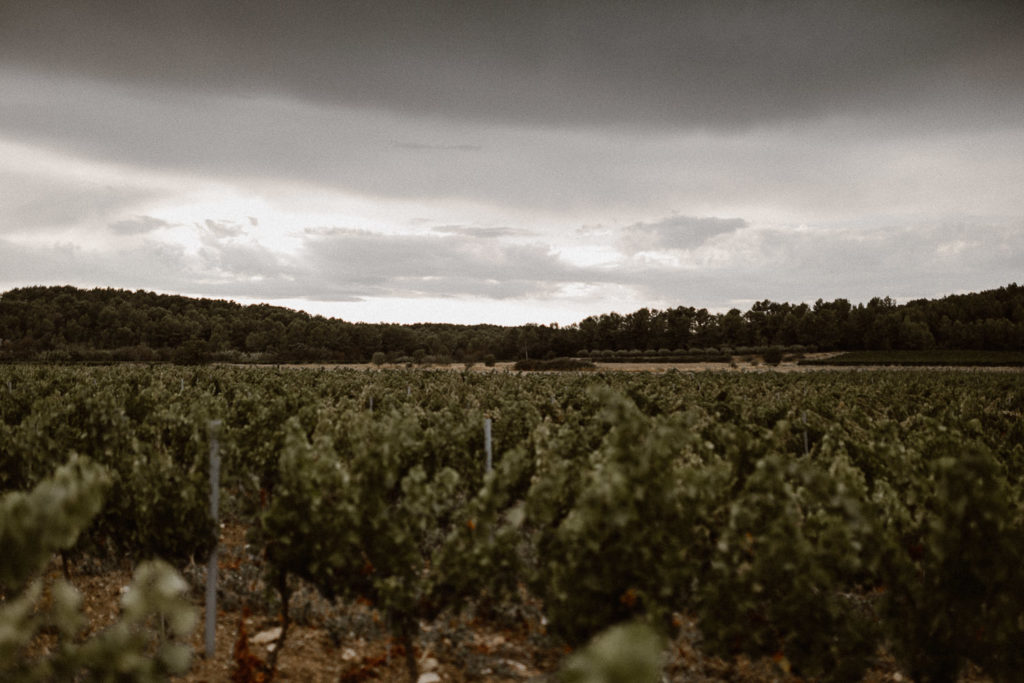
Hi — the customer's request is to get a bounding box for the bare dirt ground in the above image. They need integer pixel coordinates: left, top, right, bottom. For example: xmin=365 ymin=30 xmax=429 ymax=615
xmin=35 ymin=522 xmax=979 ymax=682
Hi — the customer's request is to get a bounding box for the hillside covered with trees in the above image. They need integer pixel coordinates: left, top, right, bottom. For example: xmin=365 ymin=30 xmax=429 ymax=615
xmin=0 ymin=284 xmax=1021 ymax=364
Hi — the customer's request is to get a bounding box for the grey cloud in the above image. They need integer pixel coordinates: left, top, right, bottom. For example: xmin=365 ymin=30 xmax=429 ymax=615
xmin=0 ymin=170 xmax=160 ymax=233
xmin=192 ymin=221 xmax=297 ymax=284
xmin=0 ymin=236 xmax=192 ymax=294
xmin=302 ymin=227 xmax=360 ymax=238
xmin=202 ymin=219 xmax=246 ymax=240
xmin=612 ymin=219 xmax=1024 ymax=309
xmin=0 ymin=76 xmax=529 ymax=209
xmin=0 ymin=223 xmax=606 ymax=304
xmin=0 ymin=233 xmax=304 ymax=303
xmin=199 ymin=242 xmax=287 ymax=280
xmin=295 ymin=229 xmax=611 ymax=301
xmin=393 ymin=142 xmax=482 ymax=152
xmin=4 ymin=70 xmax=1023 ymax=222
xmin=620 ymin=216 xmax=748 ymax=253
xmin=1 ymin=1 xmax=1022 ymax=130
xmin=2 ymin=217 xmax=1021 ymax=321
xmin=109 ymin=215 xmax=172 ymax=235
xmin=430 ymin=226 xmax=531 ymax=239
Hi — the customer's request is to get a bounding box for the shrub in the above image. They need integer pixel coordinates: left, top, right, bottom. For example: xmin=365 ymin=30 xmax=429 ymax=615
xmin=560 ymin=621 xmax=664 ymax=683
xmin=172 ymin=340 xmax=209 ymax=365
xmin=0 ymin=458 xmax=196 ymax=681
xmin=881 ymin=439 xmax=1024 ymax=682
xmin=762 ymin=346 xmax=784 ymax=365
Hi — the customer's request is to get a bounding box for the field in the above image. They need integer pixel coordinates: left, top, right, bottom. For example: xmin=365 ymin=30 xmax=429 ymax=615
xmin=798 ymin=351 xmax=1024 ymax=367
xmin=2 ymin=364 xmax=1023 ymax=682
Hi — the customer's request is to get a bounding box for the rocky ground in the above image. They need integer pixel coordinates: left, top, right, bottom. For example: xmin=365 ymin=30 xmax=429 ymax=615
xmin=41 ymin=519 xmax=982 ymax=682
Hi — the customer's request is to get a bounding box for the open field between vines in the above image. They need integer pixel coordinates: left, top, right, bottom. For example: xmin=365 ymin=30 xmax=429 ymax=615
xmin=3 ymin=365 xmax=1022 ymax=681
xmin=253 ymin=354 xmax=1024 ymax=374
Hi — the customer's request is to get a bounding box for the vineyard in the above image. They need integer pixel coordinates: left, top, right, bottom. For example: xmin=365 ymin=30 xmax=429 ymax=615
xmin=2 ymin=364 xmax=1023 ymax=682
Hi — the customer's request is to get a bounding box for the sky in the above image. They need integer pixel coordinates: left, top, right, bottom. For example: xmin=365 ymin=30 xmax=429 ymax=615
xmin=1 ymin=0 xmax=1023 ymax=325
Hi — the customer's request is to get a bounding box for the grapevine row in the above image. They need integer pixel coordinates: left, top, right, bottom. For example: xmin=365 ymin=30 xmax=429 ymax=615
xmin=2 ymin=365 xmax=1022 ymax=681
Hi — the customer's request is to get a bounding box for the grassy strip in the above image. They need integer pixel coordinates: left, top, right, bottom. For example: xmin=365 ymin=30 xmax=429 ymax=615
xmin=799 ymin=350 xmax=1024 ymax=366
xmin=514 ymin=357 xmax=597 ymax=371
xmin=590 ymin=354 xmax=734 ymax=364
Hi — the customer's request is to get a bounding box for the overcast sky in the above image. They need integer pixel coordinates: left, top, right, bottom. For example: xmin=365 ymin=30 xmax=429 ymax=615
xmin=2 ymin=1 xmax=1023 ymax=324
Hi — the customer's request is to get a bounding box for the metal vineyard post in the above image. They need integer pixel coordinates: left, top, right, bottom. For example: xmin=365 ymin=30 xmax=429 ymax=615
xmin=484 ymin=417 xmax=493 ymax=473
xmin=205 ymin=419 xmax=223 ymax=659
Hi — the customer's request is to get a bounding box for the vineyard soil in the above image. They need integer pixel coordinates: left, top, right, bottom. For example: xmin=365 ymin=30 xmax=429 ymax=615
xmin=36 ymin=523 xmax=988 ymax=682
xmin=45 ymin=550 xmax=933 ymax=683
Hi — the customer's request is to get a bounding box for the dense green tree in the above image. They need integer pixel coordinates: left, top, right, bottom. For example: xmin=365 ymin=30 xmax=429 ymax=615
xmin=1 ymin=283 xmax=1021 ymax=363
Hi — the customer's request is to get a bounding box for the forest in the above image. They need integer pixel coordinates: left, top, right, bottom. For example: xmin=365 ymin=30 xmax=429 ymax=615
xmin=0 ymin=283 xmax=1021 ymax=364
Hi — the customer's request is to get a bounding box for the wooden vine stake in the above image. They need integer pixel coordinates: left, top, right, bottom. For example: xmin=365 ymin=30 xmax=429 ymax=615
xmin=205 ymin=419 xmax=223 ymax=659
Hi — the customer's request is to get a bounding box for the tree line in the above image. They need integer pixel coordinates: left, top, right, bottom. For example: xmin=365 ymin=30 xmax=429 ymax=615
xmin=0 ymin=283 xmax=1021 ymax=363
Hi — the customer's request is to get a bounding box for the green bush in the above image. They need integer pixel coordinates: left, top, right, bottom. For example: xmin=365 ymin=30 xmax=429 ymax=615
xmin=526 ymin=393 xmax=725 ymax=644
xmin=881 ymin=437 xmax=1024 ymax=682
xmin=560 ymin=620 xmax=664 ymax=683
xmin=0 ymin=457 xmax=196 ymax=682
xmin=762 ymin=346 xmax=785 ymax=365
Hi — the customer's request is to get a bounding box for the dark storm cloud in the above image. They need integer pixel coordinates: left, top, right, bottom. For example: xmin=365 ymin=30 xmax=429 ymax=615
xmin=5 ymin=65 xmax=1021 ymax=222
xmin=620 ymin=216 xmax=748 ymax=252
xmin=0 ymin=73 xmax=556 ymax=209
xmin=2 ymin=0 xmax=1022 ymax=129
